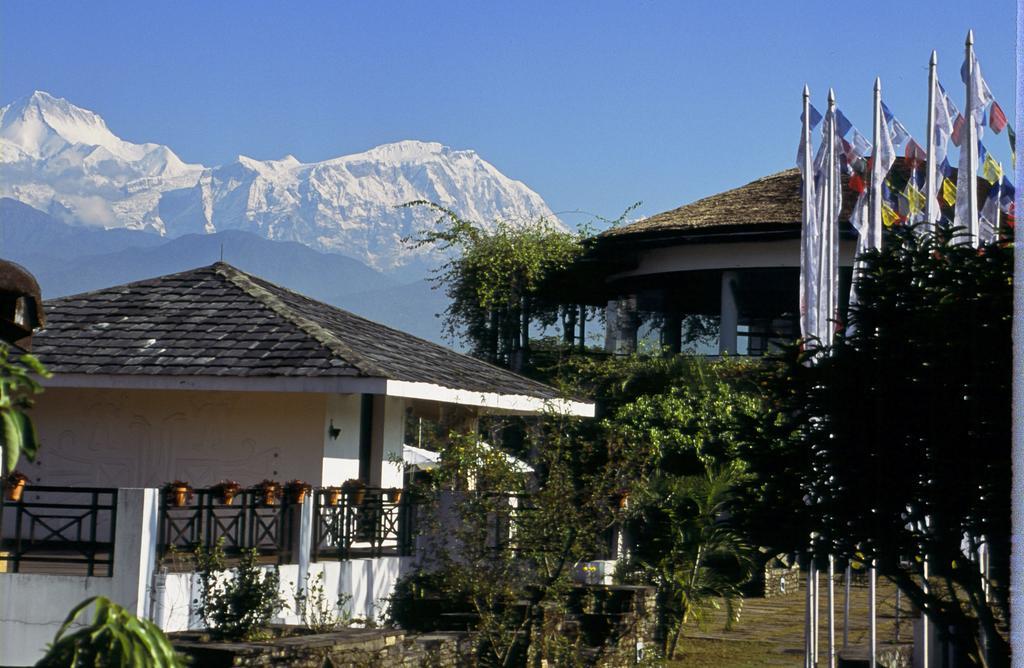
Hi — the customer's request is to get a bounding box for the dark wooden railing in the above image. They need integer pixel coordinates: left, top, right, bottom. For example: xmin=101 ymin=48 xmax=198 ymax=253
xmin=312 ymin=487 xmax=415 ymax=560
xmin=0 ymin=485 xmax=118 ymax=576
xmin=158 ymin=488 xmax=299 ymax=565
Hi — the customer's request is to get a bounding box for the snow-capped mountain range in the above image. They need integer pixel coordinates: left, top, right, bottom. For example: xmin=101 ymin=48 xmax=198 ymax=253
xmin=0 ymin=91 xmax=559 ymax=273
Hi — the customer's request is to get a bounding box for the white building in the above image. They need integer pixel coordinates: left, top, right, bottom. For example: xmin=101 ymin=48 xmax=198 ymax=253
xmin=0 ymin=262 xmax=592 ymax=665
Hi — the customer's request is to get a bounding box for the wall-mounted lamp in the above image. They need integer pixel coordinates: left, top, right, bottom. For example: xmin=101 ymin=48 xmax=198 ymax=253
xmin=328 ymin=419 xmax=341 ymax=440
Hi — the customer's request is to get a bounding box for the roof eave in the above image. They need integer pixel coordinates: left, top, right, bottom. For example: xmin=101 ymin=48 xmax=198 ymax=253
xmin=41 ymin=372 xmax=594 ymax=417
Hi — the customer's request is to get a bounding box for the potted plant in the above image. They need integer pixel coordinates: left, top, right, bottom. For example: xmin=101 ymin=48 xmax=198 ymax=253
xmin=386 ymin=487 xmax=403 ymax=504
xmin=4 ymin=470 xmax=30 ymax=502
xmin=342 ymin=479 xmax=366 ymax=506
xmin=164 ymin=481 xmax=193 ymax=507
xmin=212 ymin=479 xmax=242 ymax=505
xmin=326 ymin=486 xmax=343 ymax=506
xmin=286 ymin=479 xmax=312 ymax=504
xmin=256 ymin=479 xmax=282 ymax=505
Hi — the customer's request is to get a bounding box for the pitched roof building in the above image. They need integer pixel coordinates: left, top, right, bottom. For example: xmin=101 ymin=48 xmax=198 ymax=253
xmin=35 ymin=262 xmax=588 ymax=415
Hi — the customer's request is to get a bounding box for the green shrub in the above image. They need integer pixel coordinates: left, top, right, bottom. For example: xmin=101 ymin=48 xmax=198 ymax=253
xmin=193 ymin=539 xmax=285 ymax=640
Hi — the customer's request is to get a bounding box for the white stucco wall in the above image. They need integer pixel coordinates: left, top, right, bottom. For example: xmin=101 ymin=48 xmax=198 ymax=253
xmin=320 ymin=394 xmax=406 ymax=488
xmin=379 ymin=396 xmax=406 ymax=490
xmin=611 ymin=237 xmax=857 ymax=280
xmin=27 ymin=388 xmax=329 ymax=488
xmin=322 ymin=393 xmax=362 ymax=486
xmin=153 ymin=558 xmax=412 ymax=632
xmin=0 ymin=574 xmax=115 ymax=666
xmin=0 ymin=489 xmax=158 ymax=667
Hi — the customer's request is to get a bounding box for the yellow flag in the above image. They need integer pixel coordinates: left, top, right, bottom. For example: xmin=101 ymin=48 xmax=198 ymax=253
xmin=903 ymin=183 xmax=926 ymax=215
xmin=882 ymin=202 xmax=900 ymax=228
xmin=942 ymin=177 xmax=957 ymax=207
xmin=982 ymin=154 xmax=1003 ymax=185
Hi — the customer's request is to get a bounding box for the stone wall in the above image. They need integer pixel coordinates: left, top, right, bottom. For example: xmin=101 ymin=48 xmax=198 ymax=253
xmin=172 ymin=628 xmax=473 ymax=668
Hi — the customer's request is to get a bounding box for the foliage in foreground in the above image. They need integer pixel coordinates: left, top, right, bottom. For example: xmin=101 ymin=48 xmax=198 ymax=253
xmin=193 ymin=539 xmax=285 ymax=641
xmin=742 ymin=226 xmax=1012 ymax=666
xmin=394 ymin=425 xmax=623 ymax=666
xmin=0 ymin=343 xmax=50 ymax=472
xmin=35 ymin=596 xmax=185 ymax=668
xmin=576 ymin=355 xmax=759 ymax=658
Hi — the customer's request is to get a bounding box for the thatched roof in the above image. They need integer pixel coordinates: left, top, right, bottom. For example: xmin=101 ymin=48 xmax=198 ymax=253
xmin=603 ymin=158 xmax=991 ymax=243
xmin=603 ymin=168 xmax=848 ymax=240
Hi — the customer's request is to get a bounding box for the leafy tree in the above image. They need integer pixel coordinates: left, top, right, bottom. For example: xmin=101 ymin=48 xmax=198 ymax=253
xmin=36 ymin=596 xmax=185 ymax=667
xmin=393 ymin=421 xmax=626 ymax=666
xmin=404 ymin=202 xmax=632 ymax=371
xmin=588 ymin=356 xmax=758 ymax=658
xmin=742 ymin=226 xmax=1011 ymax=666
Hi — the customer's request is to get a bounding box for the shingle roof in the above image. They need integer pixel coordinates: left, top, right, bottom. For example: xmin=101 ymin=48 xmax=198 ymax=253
xmin=33 ymin=263 xmax=562 ymax=400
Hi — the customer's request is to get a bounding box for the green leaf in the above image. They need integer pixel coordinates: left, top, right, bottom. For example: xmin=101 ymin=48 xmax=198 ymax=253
xmin=2 ymin=410 xmax=23 ymax=472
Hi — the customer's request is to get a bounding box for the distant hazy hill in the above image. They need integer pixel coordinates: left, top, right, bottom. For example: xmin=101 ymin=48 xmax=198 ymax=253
xmin=0 ymin=91 xmax=560 ymax=276
xmin=0 ymin=198 xmax=449 ymax=342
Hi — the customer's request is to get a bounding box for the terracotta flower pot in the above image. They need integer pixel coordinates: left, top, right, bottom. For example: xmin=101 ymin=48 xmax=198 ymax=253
xmin=171 ymin=486 xmax=189 ymax=507
xmin=386 ymin=488 xmax=403 ymax=504
xmin=5 ymin=479 xmax=26 ymax=502
xmin=292 ymin=488 xmax=308 ymax=504
xmin=221 ymin=490 xmax=236 ymax=505
xmin=327 ymin=488 xmax=342 ymax=506
xmin=347 ymin=488 xmax=366 ymax=506
xmin=263 ymin=489 xmax=279 ymax=505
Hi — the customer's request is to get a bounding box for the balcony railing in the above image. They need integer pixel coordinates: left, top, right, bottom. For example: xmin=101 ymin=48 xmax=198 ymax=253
xmin=0 ymin=485 xmax=118 ymax=576
xmin=158 ymin=488 xmax=298 ymax=565
xmin=311 ymin=487 xmax=415 ymax=560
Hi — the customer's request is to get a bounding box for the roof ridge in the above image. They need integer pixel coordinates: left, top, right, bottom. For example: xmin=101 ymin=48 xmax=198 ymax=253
xmin=212 ymin=262 xmax=389 ymax=378
xmin=44 ymin=264 xmax=222 ymax=303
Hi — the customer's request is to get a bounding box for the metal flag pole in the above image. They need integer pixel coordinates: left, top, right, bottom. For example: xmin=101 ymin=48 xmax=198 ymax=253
xmin=869 ymin=559 xmax=877 ymax=668
xmin=923 ymin=557 xmax=931 ymax=668
xmin=806 ymin=555 xmax=814 ymax=667
xmin=965 ymin=29 xmax=980 ymax=245
xmin=828 ymin=555 xmax=836 ymax=668
xmin=814 ymin=560 xmax=820 ymax=664
xmin=925 ymin=51 xmax=939 ymax=231
xmin=843 ymin=563 xmax=851 ymax=649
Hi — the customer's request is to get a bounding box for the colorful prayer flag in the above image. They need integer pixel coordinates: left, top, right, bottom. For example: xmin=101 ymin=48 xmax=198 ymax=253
xmin=801 ymin=104 xmax=823 ymax=130
xmin=983 ymin=154 xmax=1003 ymax=185
xmin=990 ymin=101 xmax=1008 ymax=133
xmin=882 ymin=202 xmax=900 ymax=228
xmin=952 ymin=114 xmax=966 ymax=147
xmin=942 ymin=177 xmax=958 ymax=207
xmin=905 ymin=139 xmax=926 ymax=167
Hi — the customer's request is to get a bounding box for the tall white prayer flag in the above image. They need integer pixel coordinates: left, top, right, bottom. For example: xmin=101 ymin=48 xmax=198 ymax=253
xmin=954 ymin=30 xmax=986 ymax=244
xmin=799 ymin=86 xmax=819 ymax=342
xmin=811 ymin=89 xmax=842 ymax=346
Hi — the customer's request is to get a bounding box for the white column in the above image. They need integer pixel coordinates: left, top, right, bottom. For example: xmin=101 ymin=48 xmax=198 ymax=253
xmin=719 ymin=271 xmax=738 ymax=355
xmin=111 ymin=488 xmax=160 ymax=618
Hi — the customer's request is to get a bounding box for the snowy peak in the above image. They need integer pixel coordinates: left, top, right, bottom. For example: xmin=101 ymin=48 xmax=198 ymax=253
xmin=0 ymin=91 xmax=559 ymax=273
xmin=0 ymin=91 xmax=112 ymax=153
xmin=0 ymin=91 xmax=196 ymax=174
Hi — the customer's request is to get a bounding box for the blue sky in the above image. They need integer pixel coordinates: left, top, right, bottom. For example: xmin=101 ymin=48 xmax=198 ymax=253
xmin=1 ymin=1 xmax=1015 ymax=229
